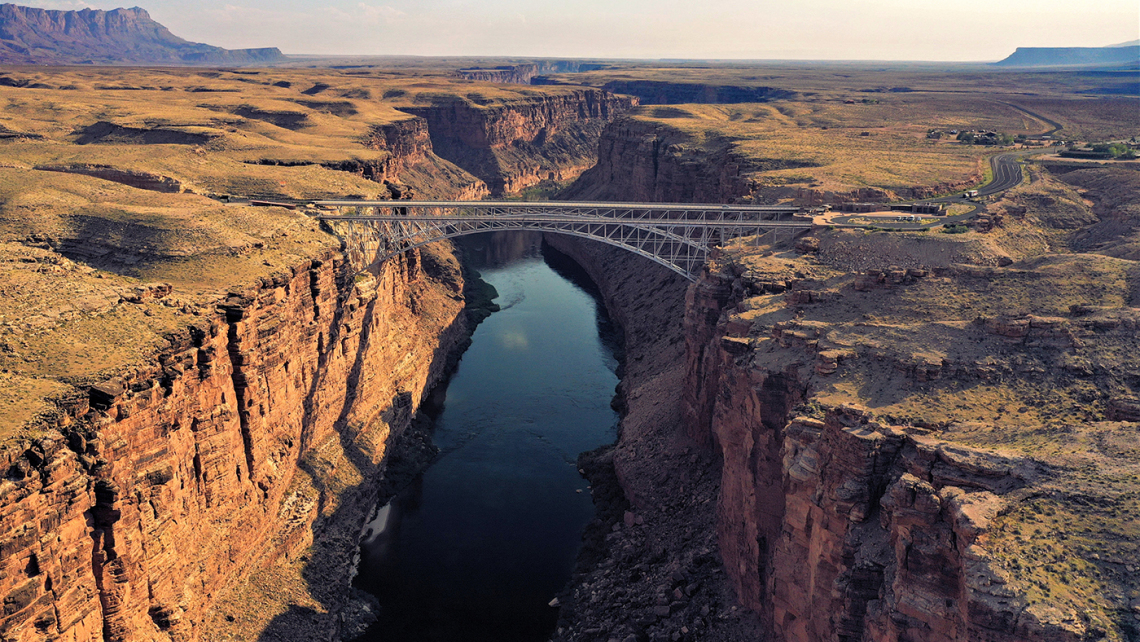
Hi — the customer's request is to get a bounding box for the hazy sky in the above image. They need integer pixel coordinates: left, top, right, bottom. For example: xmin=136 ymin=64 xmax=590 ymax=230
xmin=20 ymin=0 xmax=1140 ymax=61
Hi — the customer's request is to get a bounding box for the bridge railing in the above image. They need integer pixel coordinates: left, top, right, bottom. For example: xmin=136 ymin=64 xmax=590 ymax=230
xmin=313 ymin=200 xmax=815 ymax=223
xmin=313 ymin=200 xmax=816 ymax=281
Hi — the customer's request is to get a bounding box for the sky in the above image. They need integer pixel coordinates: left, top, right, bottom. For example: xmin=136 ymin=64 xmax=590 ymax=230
xmin=18 ymin=0 xmax=1140 ymax=61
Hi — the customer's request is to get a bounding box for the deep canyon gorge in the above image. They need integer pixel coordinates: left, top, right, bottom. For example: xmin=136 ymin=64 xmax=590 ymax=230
xmin=1 ymin=68 xmax=1138 ymax=642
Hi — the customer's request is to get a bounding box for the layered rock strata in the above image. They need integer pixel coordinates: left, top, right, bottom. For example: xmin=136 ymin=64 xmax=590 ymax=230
xmin=682 ymin=260 xmax=1133 ymax=641
xmin=0 ymin=247 xmax=468 ymax=642
xmin=560 ymin=117 xmax=757 ymax=203
xmin=404 ymin=91 xmax=636 ymax=195
xmin=457 ymin=61 xmax=606 ymax=85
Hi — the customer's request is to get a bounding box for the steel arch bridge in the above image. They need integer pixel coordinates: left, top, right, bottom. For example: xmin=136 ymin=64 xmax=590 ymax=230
xmin=314 ymin=200 xmax=816 ymax=281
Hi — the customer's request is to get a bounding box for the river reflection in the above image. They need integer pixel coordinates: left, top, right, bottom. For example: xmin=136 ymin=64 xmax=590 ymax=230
xmin=355 ymin=233 xmax=620 ymax=642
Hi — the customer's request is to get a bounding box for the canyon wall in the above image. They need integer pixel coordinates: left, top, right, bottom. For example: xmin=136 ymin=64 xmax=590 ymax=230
xmin=681 ymin=263 xmax=1096 ymax=642
xmin=457 ymin=61 xmax=607 ymax=84
xmin=593 ymin=81 xmax=796 ymax=106
xmin=559 ymin=118 xmax=1128 ymax=640
xmin=560 ymin=117 xmax=756 ymax=203
xmin=0 ymin=247 xmax=468 ymax=641
xmin=404 ymin=90 xmax=636 ymax=195
xmin=0 ymin=85 xmax=640 ymax=641
xmin=337 ymin=115 xmax=490 ymax=200
xmin=562 ymin=116 xmax=981 ymax=206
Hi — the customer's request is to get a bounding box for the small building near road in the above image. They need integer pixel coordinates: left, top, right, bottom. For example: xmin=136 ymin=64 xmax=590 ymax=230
xmin=911 ymin=202 xmax=946 ymax=214
xmin=838 ymin=202 xmax=882 ymax=213
xmin=889 ymin=202 xmax=945 ymax=214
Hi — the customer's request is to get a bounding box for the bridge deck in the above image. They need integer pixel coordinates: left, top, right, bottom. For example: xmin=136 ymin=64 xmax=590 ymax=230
xmin=313 ymin=199 xmax=808 ymax=212
xmin=324 ymin=214 xmax=813 ymax=227
xmin=316 ymin=200 xmax=816 ymax=281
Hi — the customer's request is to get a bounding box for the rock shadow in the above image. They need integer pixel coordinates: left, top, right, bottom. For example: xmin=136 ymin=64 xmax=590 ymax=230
xmin=254 ymin=255 xmax=469 ymax=642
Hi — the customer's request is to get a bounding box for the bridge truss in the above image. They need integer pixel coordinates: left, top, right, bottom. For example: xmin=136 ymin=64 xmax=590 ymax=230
xmin=314 ymin=200 xmax=815 ymax=281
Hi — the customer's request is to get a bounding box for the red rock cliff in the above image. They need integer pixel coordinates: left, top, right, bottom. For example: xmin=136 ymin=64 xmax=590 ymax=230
xmin=0 ymin=247 xmax=468 ymax=641
xmin=681 ymin=263 xmax=1102 ymax=642
xmin=404 ymin=90 xmax=636 ymax=195
xmin=560 ymin=117 xmax=755 ymax=203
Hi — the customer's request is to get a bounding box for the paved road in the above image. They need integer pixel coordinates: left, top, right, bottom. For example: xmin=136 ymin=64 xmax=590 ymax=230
xmin=999 ymin=102 xmax=1064 ymax=138
xmin=314 ymin=199 xmax=803 ymax=212
xmin=827 ymin=148 xmax=1044 ymax=229
xmin=979 ymin=151 xmax=1031 ymax=196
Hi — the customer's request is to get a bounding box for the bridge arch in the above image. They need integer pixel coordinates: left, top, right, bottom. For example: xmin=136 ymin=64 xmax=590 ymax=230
xmin=315 ymin=200 xmax=814 ymax=282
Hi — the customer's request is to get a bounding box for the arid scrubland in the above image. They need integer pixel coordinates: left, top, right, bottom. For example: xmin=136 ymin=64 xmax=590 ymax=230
xmin=0 ymin=61 xmax=1137 ymax=641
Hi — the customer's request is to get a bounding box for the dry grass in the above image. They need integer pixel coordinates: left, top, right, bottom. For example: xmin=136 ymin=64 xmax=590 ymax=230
xmin=548 ymin=63 xmax=1136 ymax=199
xmin=0 ymin=167 xmax=340 ymax=438
xmin=0 ymin=65 xmax=624 ymax=441
xmin=718 ymin=166 xmax=1140 ymax=638
xmin=545 ymin=62 xmax=1132 ymax=95
xmin=636 ymin=101 xmax=993 ymax=195
xmin=0 ymin=66 xmax=606 ymax=200
xmin=549 ymin=62 xmax=1137 ymax=132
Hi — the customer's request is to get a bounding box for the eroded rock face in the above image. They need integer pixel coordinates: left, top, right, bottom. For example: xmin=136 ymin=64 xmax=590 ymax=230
xmin=361 ymin=117 xmax=435 ymax=178
xmin=597 ymin=81 xmax=797 ymax=105
xmin=404 ymin=91 xmax=636 ymax=195
xmin=562 ymin=118 xmax=759 ymax=203
xmin=0 ymin=248 xmax=468 ymax=641
xmin=680 ymin=264 xmax=1107 ymax=642
xmin=34 ymin=165 xmax=186 ymax=193
xmin=458 ymin=61 xmax=606 ymax=85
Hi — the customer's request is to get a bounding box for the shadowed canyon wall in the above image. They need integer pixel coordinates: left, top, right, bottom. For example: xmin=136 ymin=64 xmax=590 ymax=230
xmin=561 ymin=116 xmax=980 ymax=206
xmin=558 ymin=119 xmax=1118 ymax=641
xmin=404 ymin=90 xmax=636 ymax=195
xmin=0 ymin=247 xmax=468 ymax=642
xmin=3 ymin=86 xmax=1123 ymax=642
xmin=559 ymin=117 xmax=756 ymax=203
xmin=681 ymin=265 xmax=1082 ymax=642
xmin=0 ymin=87 xmax=632 ymax=641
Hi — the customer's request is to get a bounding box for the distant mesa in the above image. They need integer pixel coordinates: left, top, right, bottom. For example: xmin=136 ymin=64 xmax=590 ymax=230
xmin=995 ymin=42 xmax=1140 ymax=68
xmin=0 ymin=3 xmax=284 ymax=65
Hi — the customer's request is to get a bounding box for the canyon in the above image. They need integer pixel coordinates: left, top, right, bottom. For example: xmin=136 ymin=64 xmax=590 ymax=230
xmin=548 ymin=143 xmax=1140 ymax=641
xmin=457 ymin=61 xmax=609 ymax=85
xmin=402 ymin=90 xmax=635 ymax=195
xmin=1 ymin=66 xmax=1138 ymax=642
xmin=0 ymin=73 xmax=640 ymax=641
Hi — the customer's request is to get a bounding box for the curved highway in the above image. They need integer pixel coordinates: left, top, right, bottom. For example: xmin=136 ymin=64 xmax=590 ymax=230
xmin=827 ymin=148 xmax=1045 ymax=229
xmin=977 ymin=151 xmax=1031 ymax=196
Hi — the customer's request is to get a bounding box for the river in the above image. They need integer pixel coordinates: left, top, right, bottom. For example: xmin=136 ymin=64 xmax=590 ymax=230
xmin=354 ymin=233 xmax=621 ymax=641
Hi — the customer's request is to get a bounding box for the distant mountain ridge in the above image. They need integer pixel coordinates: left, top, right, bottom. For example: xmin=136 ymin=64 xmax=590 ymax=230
xmin=0 ymin=3 xmax=284 ymax=65
xmin=996 ymin=43 xmax=1140 ymax=68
